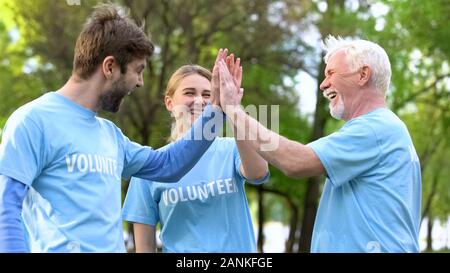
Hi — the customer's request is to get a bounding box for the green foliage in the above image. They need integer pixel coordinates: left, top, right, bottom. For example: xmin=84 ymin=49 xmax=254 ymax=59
xmin=0 ymin=0 xmax=449 ymax=251
xmin=371 ymin=0 xmax=450 ymax=225
xmin=0 ymin=15 xmax=45 ymax=121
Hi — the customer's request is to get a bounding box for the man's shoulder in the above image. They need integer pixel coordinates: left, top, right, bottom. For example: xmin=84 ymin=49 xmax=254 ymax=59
xmin=7 ymin=92 xmax=54 ymax=125
xmin=348 ymin=108 xmax=413 ymax=148
xmin=95 ymin=116 xmax=124 ymax=136
xmin=347 ymin=108 xmax=402 ymax=132
xmin=95 ymin=115 xmax=117 ymax=126
xmin=359 ymin=108 xmax=400 ymax=124
xmin=364 ymin=108 xmax=407 ymax=134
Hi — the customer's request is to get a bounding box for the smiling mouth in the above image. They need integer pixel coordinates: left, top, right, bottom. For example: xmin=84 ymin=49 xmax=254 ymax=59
xmin=324 ymin=89 xmax=337 ymax=100
xmin=190 ymin=110 xmax=203 ymax=116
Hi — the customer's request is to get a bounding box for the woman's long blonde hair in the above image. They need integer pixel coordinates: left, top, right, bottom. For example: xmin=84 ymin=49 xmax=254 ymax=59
xmin=166 ymin=65 xmax=212 ymax=142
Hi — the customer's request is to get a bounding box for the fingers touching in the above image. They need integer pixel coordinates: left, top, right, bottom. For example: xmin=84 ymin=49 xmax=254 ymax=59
xmin=213 ymin=48 xmax=244 ymax=108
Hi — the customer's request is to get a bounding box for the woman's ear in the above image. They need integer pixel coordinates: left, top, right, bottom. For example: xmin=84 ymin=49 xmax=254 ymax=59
xmin=358 ymin=65 xmax=371 ymax=86
xmin=164 ymin=95 xmax=173 ymax=112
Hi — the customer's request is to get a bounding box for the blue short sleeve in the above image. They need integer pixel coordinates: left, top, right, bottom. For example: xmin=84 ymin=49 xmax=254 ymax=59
xmin=122 ymin=177 xmax=159 ymax=226
xmin=308 ymin=119 xmax=381 ymax=187
xmin=0 ymin=114 xmax=45 ymax=186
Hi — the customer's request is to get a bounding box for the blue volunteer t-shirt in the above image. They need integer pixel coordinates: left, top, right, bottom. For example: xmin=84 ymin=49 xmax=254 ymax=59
xmin=0 ymin=92 xmax=153 ymax=252
xmin=123 ymin=138 xmax=266 ymax=253
xmin=308 ymin=108 xmax=421 ymax=253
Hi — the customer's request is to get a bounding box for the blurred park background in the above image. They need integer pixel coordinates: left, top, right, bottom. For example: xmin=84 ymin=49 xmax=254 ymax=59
xmin=0 ymin=0 xmax=449 ymax=252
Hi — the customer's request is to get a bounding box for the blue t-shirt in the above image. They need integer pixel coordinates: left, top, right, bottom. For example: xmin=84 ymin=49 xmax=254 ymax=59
xmin=0 ymin=92 xmax=218 ymax=252
xmin=308 ymin=108 xmax=421 ymax=253
xmin=123 ymin=138 xmax=267 ymax=253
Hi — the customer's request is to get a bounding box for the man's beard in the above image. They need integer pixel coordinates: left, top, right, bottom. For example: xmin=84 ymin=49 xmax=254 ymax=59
xmin=330 ymin=99 xmax=345 ymax=120
xmin=98 ymin=78 xmax=131 ymax=113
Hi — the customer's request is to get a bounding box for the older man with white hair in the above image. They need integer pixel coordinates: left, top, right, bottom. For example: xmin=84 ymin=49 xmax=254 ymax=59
xmin=216 ymin=35 xmax=421 ymax=253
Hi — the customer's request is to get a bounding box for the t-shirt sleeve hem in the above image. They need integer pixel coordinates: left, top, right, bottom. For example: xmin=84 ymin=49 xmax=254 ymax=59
xmin=122 ymin=214 xmax=157 ymax=226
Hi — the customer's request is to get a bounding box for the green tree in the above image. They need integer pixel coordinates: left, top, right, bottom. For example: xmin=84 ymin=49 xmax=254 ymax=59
xmin=370 ymin=0 xmax=450 ymax=251
xmin=2 ymin=0 xmax=448 ymax=253
xmin=3 ymin=0 xmax=312 ymax=252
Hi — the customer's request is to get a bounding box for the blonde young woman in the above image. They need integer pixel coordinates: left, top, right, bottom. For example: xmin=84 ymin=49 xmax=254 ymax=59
xmin=122 ymin=61 xmax=269 ymax=252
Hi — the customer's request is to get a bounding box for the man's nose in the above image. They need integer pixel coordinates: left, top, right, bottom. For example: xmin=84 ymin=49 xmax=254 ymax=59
xmin=136 ymin=77 xmax=144 ymax=88
xmin=319 ymin=78 xmax=329 ymax=91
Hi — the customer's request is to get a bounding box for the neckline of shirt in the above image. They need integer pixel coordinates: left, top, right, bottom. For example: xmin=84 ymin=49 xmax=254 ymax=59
xmin=49 ymin=91 xmax=97 ymax=119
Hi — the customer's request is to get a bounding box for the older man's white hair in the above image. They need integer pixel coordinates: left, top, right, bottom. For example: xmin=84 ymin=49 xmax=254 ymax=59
xmin=322 ymin=35 xmax=391 ymax=95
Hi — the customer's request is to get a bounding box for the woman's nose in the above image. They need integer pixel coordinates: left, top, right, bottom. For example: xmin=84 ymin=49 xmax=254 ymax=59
xmin=194 ymin=95 xmax=204 ymax=105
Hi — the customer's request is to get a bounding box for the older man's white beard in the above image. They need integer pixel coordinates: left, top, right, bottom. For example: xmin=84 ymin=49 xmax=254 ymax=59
xmin=330 ymin=100 xmax=345 ymax=120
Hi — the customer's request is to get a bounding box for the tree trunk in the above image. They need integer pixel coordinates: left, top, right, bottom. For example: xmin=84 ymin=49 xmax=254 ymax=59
xmin=298 ymin=177 xmax=321 ymax=252
xmin=284 ymin=199 xmax=299 ymax=253
xmin=296 ymin=0 xmax=345 ymax=250
xmin=253 ymin=186 xmax=299 ymax=253
xmin=426 ymin=215 xmax=434 ymax=252
xmin=298 ymin=58 xmax=328 ymax=252
xmin=421 ymin=171 xmax=440 ymax=224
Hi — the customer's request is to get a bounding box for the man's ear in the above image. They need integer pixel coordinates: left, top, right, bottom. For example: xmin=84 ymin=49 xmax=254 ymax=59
xmin=164 ymin=95 xmax=173 ymax=112
xmin=358 ymin=65 xmax=371 ymax=86
xmin=102 ymin=56 xmax=116 ymax=79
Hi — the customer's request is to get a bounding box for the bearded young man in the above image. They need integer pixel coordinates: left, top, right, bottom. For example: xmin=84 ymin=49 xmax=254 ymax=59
xmin=0 ymin=3 xmax=223 ymax=253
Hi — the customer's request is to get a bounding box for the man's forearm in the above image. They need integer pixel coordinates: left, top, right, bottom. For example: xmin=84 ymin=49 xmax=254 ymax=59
xmin=226 ymin=105 xmax=281 ymax=158
xmin=225 ymin=105 xmax=324 ymax=178
xmin=134 ymin=104 xmax=224 ymax=182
